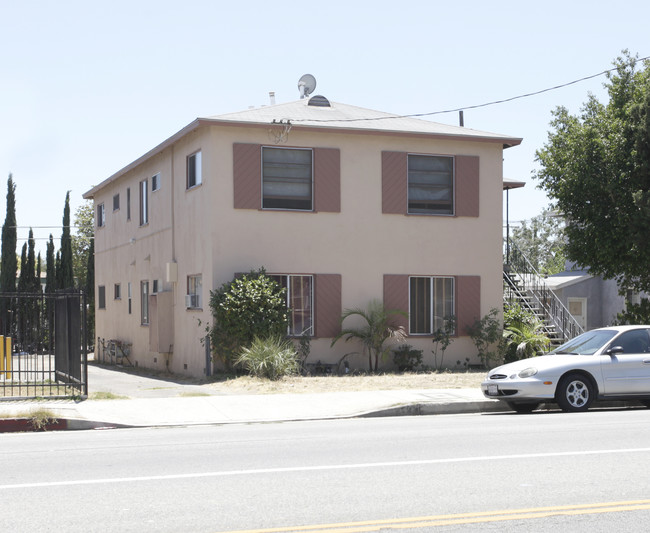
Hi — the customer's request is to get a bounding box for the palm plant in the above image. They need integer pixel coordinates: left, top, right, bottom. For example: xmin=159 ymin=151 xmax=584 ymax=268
xmin=331 ymin=300 xmax=407 ymax=372
xmin=502 ymin=303 xmax=551 ymax=362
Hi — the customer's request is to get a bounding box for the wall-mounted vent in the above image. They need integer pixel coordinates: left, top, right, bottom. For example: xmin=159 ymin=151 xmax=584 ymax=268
xmin=308 ymin=95 xmax=331 ymax=107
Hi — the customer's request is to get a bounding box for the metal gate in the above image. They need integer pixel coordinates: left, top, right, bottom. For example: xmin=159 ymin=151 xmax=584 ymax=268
xmin=0 ymin=291 xmax=87 ymax=400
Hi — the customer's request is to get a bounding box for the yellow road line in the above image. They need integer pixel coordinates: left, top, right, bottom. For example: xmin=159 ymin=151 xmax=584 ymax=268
xmin=218 ymin=499 xmax=650 ymax=533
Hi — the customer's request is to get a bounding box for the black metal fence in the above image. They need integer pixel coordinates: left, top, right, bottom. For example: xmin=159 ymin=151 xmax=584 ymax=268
xmin=0 ymin=291 xmax=87 ymax=400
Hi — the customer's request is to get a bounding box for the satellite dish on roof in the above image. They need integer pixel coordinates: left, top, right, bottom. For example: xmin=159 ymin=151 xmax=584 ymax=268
xmin=298 ymin=74 xmax=316 ymax=99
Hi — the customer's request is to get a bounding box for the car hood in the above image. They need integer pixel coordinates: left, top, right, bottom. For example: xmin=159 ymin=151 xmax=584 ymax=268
xmin=487 ymin=354 xmax=591 ymax=377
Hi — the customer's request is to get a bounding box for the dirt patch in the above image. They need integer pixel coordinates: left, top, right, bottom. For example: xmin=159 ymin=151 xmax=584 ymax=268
xmin=203 ymin=371 xmax=486 ymax=395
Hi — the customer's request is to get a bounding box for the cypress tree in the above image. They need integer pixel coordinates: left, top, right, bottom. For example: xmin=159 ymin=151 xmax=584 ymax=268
xmin=0 ymin=175 xmax=17 ymax=336
xmin=85 ymin=236 xmax=95 ymax=343
xmin=60 ymin=191 xmax=74 ymax=289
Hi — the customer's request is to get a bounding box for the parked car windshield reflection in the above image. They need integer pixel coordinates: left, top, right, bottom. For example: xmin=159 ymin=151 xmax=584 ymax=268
xmin=550 ymin=329 xmax=618 ymax=355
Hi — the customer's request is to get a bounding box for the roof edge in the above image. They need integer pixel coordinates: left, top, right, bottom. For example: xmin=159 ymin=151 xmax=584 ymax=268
xmin=83 ymin=118 xmax=205 ymax=199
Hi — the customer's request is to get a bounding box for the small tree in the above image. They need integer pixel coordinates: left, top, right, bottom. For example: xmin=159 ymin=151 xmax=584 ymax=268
xmin=431 ymin=315 xmax=456 ymax=371
xmin=209 ymin=268 xmax=289 ymax=369
xmin=331 ymin=300 xmax=406 ymax=372
xmin=467 ymin=308 xmax=503 ymax=368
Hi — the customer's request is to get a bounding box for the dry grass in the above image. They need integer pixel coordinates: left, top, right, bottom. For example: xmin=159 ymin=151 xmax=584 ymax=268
xmin=203 ymin=371 xmax=486 ymax=395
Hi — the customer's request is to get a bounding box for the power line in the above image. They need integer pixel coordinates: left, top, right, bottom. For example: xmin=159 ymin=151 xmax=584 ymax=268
xmin=288 ymin=55 xmax=650 ymax=124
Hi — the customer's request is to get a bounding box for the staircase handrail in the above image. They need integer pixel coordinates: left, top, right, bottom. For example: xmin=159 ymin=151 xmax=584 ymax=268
xmin=505 ymin=238 xmax=584 ymax=342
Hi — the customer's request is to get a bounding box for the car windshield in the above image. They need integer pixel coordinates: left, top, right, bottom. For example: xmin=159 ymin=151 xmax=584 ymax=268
xmin=550 ymin=329 xmax=618 ymax=355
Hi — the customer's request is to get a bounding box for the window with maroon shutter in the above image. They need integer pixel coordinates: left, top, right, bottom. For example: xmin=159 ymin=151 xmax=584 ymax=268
xmin=384 ymin=274 xmax=480 ymax=336
xmin=382 ymin=152 xmax=480 ymax=217
xmin=233 ymin=144 xmax=340 ymax=212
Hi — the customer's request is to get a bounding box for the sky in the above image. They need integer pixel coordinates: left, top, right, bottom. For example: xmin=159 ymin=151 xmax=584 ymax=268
xmin=1 ymin=0 xmax=649 ymax=255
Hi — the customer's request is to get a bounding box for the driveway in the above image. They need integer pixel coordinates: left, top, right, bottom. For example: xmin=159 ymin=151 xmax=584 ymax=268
xmin=88 ymin=363 xmax=220 ymax=399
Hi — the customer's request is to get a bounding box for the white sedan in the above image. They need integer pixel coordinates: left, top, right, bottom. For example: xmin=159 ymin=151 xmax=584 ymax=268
xmin=481 ymin=325 xmax=650 ymax=413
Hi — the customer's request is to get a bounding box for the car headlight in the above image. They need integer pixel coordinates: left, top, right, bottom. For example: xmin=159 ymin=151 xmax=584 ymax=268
xmin=518 ymin=367 xmax=538 ymax=378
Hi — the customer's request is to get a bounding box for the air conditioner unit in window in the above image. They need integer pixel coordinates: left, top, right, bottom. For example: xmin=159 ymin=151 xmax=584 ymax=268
xmin=185 ymin=294 xmax=200 ymax=308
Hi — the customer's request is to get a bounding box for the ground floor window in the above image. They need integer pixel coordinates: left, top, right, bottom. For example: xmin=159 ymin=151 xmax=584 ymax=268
xmin=409 ymin=276 xmax=454 ymax=334
xmin=141 ymin=281 xmax=149 ymax=325
xmin=186 ymin=274 xmax=202 ymax=309
xmin=270 ymin=274 xmax=313 ymax=336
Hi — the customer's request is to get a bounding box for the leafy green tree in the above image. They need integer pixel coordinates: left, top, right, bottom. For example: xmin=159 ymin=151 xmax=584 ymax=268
xmin=60 ymin=191 xmax=74 ymax=289
xmin=535 ymin=51 xmax=650 ymax=293
xmin=209 ymin=269 xmax=289 ymax=368
xmin=510 ymin=209 xmax=566 ymax=275
xmin=331 ymin=300 xmax=406 ymax=372
xmin=72 ymin=201 xmax=93 ymax=291
xmin=0 ymin=175 xmax=17 ymax=335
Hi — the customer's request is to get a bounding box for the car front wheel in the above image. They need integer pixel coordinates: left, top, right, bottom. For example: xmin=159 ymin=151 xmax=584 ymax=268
xmin=556 ymin=374 xmax=594 ymax=412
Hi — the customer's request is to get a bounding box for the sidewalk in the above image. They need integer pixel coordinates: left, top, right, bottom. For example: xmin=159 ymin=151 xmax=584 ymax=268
xmin=0 ymin=365 xmax=509 ymax=431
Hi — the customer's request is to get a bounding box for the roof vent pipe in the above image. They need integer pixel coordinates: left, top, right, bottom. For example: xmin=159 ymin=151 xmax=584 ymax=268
xmin=459 ymin=110 xmax=464 ymax=127
xmin=269 ymin=91 xmax=276 ymax=105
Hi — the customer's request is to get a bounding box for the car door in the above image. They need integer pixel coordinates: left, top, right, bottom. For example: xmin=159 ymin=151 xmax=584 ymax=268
xmin=601 ymin=328 xmax=650 ymax=395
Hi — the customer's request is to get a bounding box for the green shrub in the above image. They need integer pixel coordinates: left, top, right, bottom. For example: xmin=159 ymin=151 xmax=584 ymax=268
xmin=431 ymin=315 xmax=456 ymax=370
xmin=393 ymin=344 xmax=423 ymax=372
xmin=467 ymin=308 xmax=503 ymax=368
xmin=209 ymin=268 xmax=289 ymax=368
xmin=235 ymin=337 xmax=300 ymax=380
xmin=502 ymin=302 xmax=550 ymax=362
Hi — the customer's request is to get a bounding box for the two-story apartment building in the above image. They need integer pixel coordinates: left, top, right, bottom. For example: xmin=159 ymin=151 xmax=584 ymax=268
xmin=84 ymin=94 xmax=521 ymax=376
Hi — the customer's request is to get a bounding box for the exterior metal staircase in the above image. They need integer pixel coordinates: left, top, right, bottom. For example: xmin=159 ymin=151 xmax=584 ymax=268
xmin=504 ymin=238 xmax=583 ymax=347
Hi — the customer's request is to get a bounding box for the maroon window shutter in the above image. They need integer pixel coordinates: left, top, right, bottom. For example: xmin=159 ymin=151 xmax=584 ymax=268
xmin=233 ymin=143 xmax=261 ymax=209
xmin=314 ymin=148 xmax=340 ymax=213
xmin=314 ymin=274 xmax=341 ymax=338
xmin=455 ymin=155 xmax=479 ymax=217
xmin=383 ymin=274 xmax=409 ymax=331
xmin=456 ymin=275 xmax=481 ymax=335
xmin=382 ymin=152 xmax=407 ymax=214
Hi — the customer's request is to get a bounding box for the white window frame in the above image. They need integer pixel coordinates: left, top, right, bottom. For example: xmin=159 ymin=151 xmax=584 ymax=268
xmin=262 ymin=146 xmax=313 ymax=211
xmin=407 ymin=154 xmax=455 ymax=216
xmin=270 ymin=274 xmax=314 ymax=336
xmin=141 ymin=281 xmax=149 ymax=325
xmin=187 ymin=151 xmax=202 ymax=189
xmin=151 ymin=173 xmax=161 ymax=192
xmin=139 ymin=179 xmax=148 ymax=226
xmin=408 ymin=276 xmax=455 ymax=335
xmin=186 ymin=274 xmax=202 ymax=309
xmin=114 ymin=283 xmax=121 ymax=300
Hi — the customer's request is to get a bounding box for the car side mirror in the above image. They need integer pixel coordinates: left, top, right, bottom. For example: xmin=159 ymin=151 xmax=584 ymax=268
xmin=607 ymin=346 xmax=624 ymax=356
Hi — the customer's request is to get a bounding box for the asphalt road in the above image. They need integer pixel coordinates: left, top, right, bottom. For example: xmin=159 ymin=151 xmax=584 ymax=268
xmin=2 ymin=409 xmax=650 ymax=532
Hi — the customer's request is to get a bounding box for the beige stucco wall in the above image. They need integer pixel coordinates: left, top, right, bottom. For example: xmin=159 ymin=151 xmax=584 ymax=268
xmin=92 ymin=122 xmax=506 ymax=376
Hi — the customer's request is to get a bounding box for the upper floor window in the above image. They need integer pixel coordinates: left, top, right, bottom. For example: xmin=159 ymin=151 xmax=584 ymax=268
xmin=187 ymin=151 xmax=202 ymax=189
xmin=262 ymin=147 xmax=312 ymax=210
xmin=269 ymin=274 xmax=313 ymax=336
xmin=113 ymin=194 xmax=120 ymax=211
xmin=98 ymin=285 xmax=106 ymax=309
xmin=407 ymin=155 xmax=453 ymax=215
xmin=114 ymin=283 xmax=121 ymax=300
xmin=152 ymin=173 xmax=160 ymax=192
xmin=139 ymin=179 xmax=148 ymax=226
xmin=97 ymin=203 xmax=105 ymax=228
xmin=409 ymin=276 xmax=455 ymax=335
xmin=126 ymin=187 xmax=131 ymax=221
